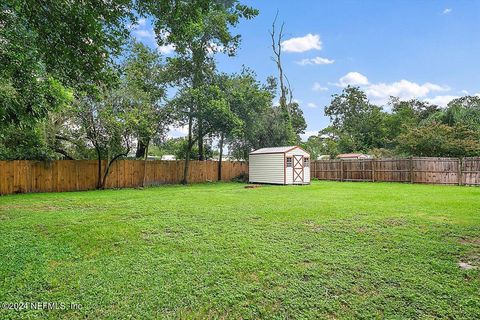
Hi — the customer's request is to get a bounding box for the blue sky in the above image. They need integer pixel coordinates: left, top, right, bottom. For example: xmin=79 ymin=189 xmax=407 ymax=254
xmin=132 ymin=0 xmax=480 ymax=140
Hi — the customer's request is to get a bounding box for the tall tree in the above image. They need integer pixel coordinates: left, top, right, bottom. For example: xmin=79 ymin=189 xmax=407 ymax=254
xmin=220 ymin=70 xmax=274 ymax=160
xmin=1 ymin=0 xmax=135 ymax=127
xmin=121 ymin=42 xmax=169 ymax=159
xmin=139 ymin=0 xmax=258 ymax=183
xmin=214 ymin=70 xmax=272 ymax=177
xmin=325 ymin=86 xmax=387 ymax=153
xmin=71 ymin=92 xmax=135 ymax=189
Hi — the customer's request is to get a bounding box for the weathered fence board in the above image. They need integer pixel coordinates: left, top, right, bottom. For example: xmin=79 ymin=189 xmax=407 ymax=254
xmin=312 ymin=157 xmax=480 ymax=186
xmin=0 ymin=160 xmax=248 ymax=195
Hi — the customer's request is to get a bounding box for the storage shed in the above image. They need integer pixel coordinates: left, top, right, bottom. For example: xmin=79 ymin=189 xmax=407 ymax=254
xmin=249 ymin=146 xmax=311 ymax=185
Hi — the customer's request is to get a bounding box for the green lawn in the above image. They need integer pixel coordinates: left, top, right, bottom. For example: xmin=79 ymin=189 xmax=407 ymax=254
xmin=1 ymin=181 xmax=479 ymax=319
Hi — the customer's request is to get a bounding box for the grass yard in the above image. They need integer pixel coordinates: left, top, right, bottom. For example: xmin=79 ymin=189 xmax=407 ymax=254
xmin=1 ymin=181 xmax=479 ymax=319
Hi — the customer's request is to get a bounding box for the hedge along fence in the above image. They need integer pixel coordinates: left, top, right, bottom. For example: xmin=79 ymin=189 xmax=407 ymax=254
xmin=312 ymin=157 xmax=480 ymax=186
xmin=0 ymin=160 xmax=248 ymax=195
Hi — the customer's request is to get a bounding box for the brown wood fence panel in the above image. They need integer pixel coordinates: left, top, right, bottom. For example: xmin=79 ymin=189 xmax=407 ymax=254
xmin=312 ymin=157 xmax=480 ymax=186
xmin=0 ymin=160 xmax=248 ymax=195
xmin=313 ymin=160 xmax=342 ymax=181
xmin=463 ymin=157 xmax=480 ymax=186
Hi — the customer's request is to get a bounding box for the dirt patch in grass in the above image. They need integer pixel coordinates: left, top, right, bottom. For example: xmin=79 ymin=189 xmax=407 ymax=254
xmin=245 ymin=185 xmax=262 ymax=189
xmin=459 ymin=237 xmax=480 ymax=246
xmin=35 ymin=224 xmax=49 ymax=235
xmin=459 ymin=246 xmax=480 ymax=270
xmin=0 ymin=204 xmax=59 ymax=212
xmin=303 ymin=220 xmax=322 ymax=233
xmin=383 ymin=217 xmax=408 ymax=227
xmin=458 ymin=261 xmax=478 ymax=270
xmin=141 ymin=230 xmax=162 ymax=242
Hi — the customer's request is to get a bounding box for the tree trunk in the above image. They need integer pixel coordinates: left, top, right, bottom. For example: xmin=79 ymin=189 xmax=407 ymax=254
xmin=95 ymin=146 xmax=102 ymax=189
xmin=100 ymin=151 xmax=129 ymax=189
xmin=182 ymin=112 xmax=193 ymax=184
xmin=135 ymin=139 xmax=147 ymax=158
xmin=142 ymin=142 xmax=149 ymax=187
xmin=192 ymin=48 xmax=204 ymax=161
xmin=217 ymin=132 xmax=224 ymax=181
xmin=198 ymin=129 xmax=204 ymax=160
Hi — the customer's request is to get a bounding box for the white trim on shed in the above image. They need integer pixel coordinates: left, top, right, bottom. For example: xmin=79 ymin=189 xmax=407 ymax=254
xmin=249 ymin=146 xmax=311 ymax=185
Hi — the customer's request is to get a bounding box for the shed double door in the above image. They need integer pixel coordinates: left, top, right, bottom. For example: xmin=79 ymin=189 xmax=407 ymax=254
xmin=293 ymin=155 xmax=304 ymax=183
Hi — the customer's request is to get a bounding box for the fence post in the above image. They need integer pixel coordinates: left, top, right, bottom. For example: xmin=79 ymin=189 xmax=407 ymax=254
xmin=371 ymin=159 xmax=375 ymax=182
xmin=410 ymin=157 xmax=414 ymax=184
xmin=458 ymin=158 xmax=463 ymax=186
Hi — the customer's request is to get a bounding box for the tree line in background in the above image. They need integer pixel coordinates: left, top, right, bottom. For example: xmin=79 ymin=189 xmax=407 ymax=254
xmin=0 ymin=0 xmax=306 ymax=186
xmin=302 ymin=87 xmax=480 ymax=160
xmin=1 ymin=1 xmax=479 ymax=187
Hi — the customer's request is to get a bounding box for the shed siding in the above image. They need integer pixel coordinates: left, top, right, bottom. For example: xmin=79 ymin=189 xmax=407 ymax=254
xmin=304 ymin=166 xmax=310 ymax=183
xmin=286 ymin=166 xmax=293 ymax=184
xmin=249 ymin=154 xmax=285 ymax=184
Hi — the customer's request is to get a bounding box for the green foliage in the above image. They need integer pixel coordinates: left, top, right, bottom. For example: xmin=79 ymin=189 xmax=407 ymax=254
xmin=0 ymin=123 xmax=56 ymax=160
xmin=289 ymin=102 xmax=308 ymax=138
xmin=3 ymin=0 xmax=134 ymax=90
xmin=120 ymin=41 xmax=170 ymax=157
xmin=324 ymin=86 xmax=388 ymax=153
xmin=1 ymin=0 xmax=134 ymax=126
xmin=397 ymin=122 xmax=480 ymax=157
xmin=1 ymin=182 xmax=479 ymax=318
xmin=139 ymin=0 xmax=258 ymax=166
xmin=139 ymin=0 xmax=258 ymax=57
xmin=0 ymin=8 xmax=73 ymax=128
xmin=215 ymin=70 xmax=273 ymax=159
xmin=154 ymin=137 xmax=214 ymax=160
xmin=318 ymin=88 xmax=480 ymax=158
xmin=301 ymin=134 xmax=339 ymax=160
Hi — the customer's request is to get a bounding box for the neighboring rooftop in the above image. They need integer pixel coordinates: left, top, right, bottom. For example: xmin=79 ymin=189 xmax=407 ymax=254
xmin=337 ymin=153 xmax=372 ymax=159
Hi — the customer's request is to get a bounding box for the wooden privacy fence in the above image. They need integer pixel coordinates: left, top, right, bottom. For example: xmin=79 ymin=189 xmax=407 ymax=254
xmin=312 ymin=157 xmax=480 ymax=186
xmin=0 ymin=160 xmax=248 ymax=195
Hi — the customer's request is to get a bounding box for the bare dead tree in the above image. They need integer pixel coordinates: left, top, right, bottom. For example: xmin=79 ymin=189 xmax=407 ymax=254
xmin=269 ymin=11 xmax=291 ymax=112
xmin=284 ymin=73 xmax=294 ymax=106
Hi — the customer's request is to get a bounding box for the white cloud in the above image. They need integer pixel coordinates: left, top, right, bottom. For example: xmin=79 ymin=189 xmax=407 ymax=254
xmin=312 ymin=82 xmax=328 ymax=92
xmin=297 ymin=56 xmax=335 ymax=65
xmin=158 ymin=44 xmax=176 ymax=54
xmin=133 ymin=27 xmax=176 ymax=55
xmin=133 ymin=29 xmax=155 ymax=40
xmin=167 ymin=125 xmax=189 ymax=138
xmin=307 ymin=102 xmax=318 ymax=108
xmin=424 ymin=95 xmax=459 ymax=107
xmin=442 ymin=8 xmax=452 ymax=15
xmin=366 ymin=80 xmax=448 ymax=104
xmin=137 ymin=18 xmax=147 ymax=27
xmin=334 ymin=72 xmax=451 ymax=105
xmin=461 ymin=92 xmax=480 ymax=97
xmin=281 ymin=33 xmax=322 ymax=53
xmin=338 ymin=72 xmax=369 ymax=87
xmin=300 ymin=130 xmax=319 ymax=141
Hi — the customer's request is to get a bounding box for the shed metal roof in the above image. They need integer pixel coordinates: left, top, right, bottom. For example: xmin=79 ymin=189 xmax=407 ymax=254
xmin=250 ymin=146 xmax=306 ymax=155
